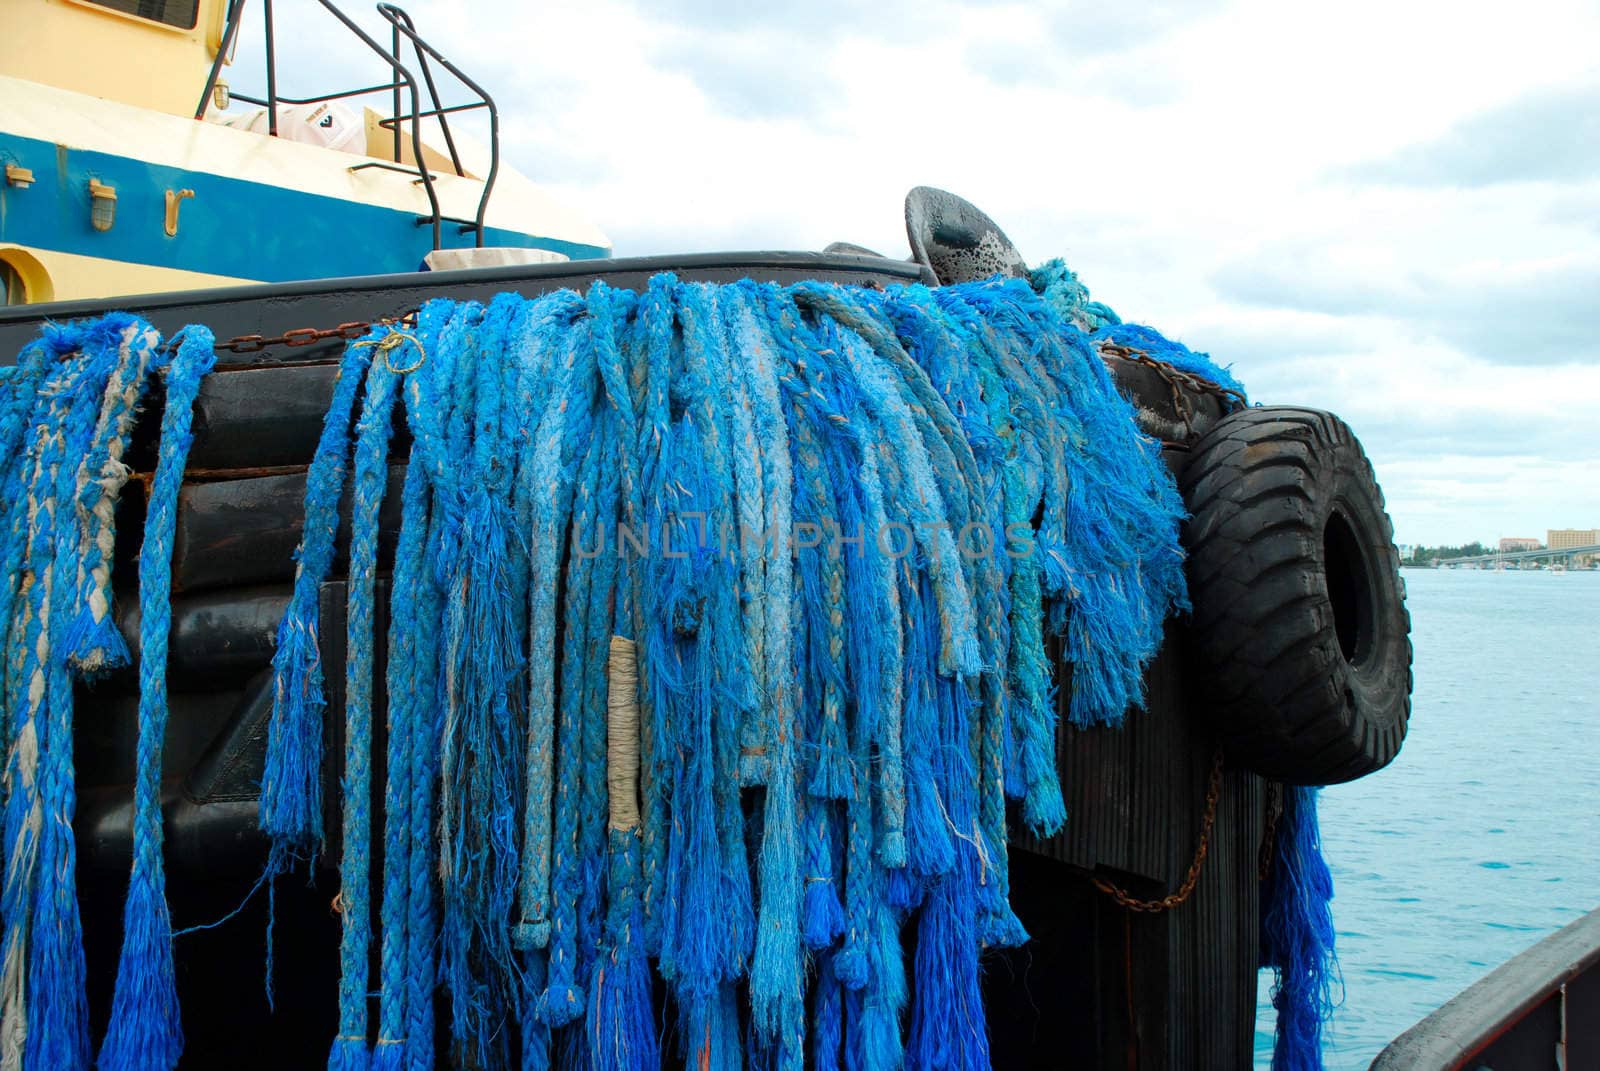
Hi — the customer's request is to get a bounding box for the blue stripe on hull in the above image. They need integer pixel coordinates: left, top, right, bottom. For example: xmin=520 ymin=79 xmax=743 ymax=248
xmin=0 ymin=131 xmax=609 ymax=282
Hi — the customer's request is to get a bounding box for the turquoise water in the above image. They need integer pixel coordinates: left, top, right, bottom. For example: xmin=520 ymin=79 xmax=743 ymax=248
xmin=1253 ymin=568 xmax=1600 ymax=1069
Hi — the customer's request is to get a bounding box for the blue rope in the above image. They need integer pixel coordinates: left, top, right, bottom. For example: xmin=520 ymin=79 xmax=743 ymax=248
xmin=517 ymin=295 xmax=600 ymax=955
xmin=631 ymin=278 xmax=681 ymax=966
xmin=719 ymin=284 xmax=804 ymax=1062
xmin=0 ymin=347 xmax=89 ymax=1065
xmin=261 ymin=338 xmax=377 ymax=864
xmin=0 ymin=334 xmax=67 ymax=775
xmin=395 ymin=298 xmax=458 ymax=1071
xmin=586 ymin=285 xmax=658 ymax=1071
xmin=1027 ymin=257 xmax=1123 ymax=334
xmin=0 ymin=265 xmax=1297 ymax=1070
xmin=27 ymin=318 xmax=143 ymax=1071
xmin=436 ymin=301 xmax=528 ymax=1069
xmin=329 ymin=335 xmax=403 ymax=1071
xmin=367 ymin=327 xmax=432 ymax=1071
xmin=568 ymin=289 xmax=642 ymax=1052
xmin=1263 ymin=786 xmax=1341 ymax=1071
xmin=541 ymin=398 xmax=604 ymax=1028
xmin=63 ymin=321 xmax=163 ymax=676
xmin=97 ymin=326 xmax=215 ymax=1071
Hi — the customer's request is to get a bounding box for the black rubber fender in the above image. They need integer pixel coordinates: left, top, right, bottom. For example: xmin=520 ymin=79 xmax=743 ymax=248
xmin=1179 ymin=406 xmax=1413 ymax=784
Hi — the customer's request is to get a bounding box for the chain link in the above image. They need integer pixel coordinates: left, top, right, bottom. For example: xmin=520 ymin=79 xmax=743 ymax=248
xmin=1092 ymin=746 xmax=1225 ymax=914
xmin=1097 ymin=340 xmax=1249 ymax=415
xmin=214 ymin=312 xmax=417 ymax=354
xmin=1259 ymin=780 xmax=1284 ymax=881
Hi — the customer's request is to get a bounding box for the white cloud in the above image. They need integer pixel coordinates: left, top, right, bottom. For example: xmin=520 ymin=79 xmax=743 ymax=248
xmin=226 ymin=0 xmax=1600 ymax=545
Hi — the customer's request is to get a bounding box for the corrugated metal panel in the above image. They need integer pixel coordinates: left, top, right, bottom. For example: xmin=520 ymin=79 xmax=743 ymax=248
xmin=1004 ymin=625 xmax=1266 ymax=1068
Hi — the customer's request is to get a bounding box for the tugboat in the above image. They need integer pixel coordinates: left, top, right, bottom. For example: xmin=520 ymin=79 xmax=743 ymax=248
xmin=2 ymin=6 xmax=1591 ymax=1071
xmin=0 ymin=0 xmax=609 ymax=305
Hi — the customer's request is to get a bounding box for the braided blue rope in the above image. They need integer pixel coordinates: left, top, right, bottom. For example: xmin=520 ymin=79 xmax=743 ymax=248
xmin=629 ymin=279 xmax=677 ymax=961
xmin=711 ymin=289 xmax=774 ymax=791
xmin=714 ymin=285 xmax=805 ymax=1061
xmin=1 ymin=348 xmax=90 ymax=1068
xmin=676 ymin=284 xmax=756 ymax=985
xmin=517 ymin=297 xmax=601 ymax=954
xmin=329 ymin=337 xmax=403 ymax=1071
xmin=540 ymin=402 xmax=604 ymax=1028
xmin=26 ymin=317 xmax=132 ymax=1071
xmin=0 ymin=334 xmax=67 ymax=769
xmin=262 ymin=339 xmax=377 ymax=864
xmin=394 ymin=299 xmax=458 ymax=1071
xmin=366 ymin=328 xmax=433 ymax=1071
xmin=97 ymin=326 xmax=215 ymax=1071
xmin=424 ymin=305 xmax=479 ymax=1039
xmin=571 ymin=291 xmax=635 ymax=1039
xmin=62 ymin=321 xmax=161 ymax=676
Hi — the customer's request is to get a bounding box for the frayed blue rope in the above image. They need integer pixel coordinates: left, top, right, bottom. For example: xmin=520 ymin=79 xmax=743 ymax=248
xmin=0 ymin=265 xmax=1250 ymax=1071
xmin=25 ymin=316 xmax=138 ymax=1071
xmin=0 ymin=350 xmax=89 ymax=1063
xmin=261 ymin=338 xmax=378 ymax=863
xmin=1027 ymin=257 xmax=1122 ymax=334
xmin=1263 ymin=786 xmax=1341 ymax=1071
xmin=98 ymin=325 xmax=215 ymax=1071
xmin=64 ymin=320 xmax=163 ymax=676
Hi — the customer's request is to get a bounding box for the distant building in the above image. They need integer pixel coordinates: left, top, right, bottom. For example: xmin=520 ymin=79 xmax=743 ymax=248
xmin=1396 ymin=543 xmax=1416 ymax=560
xmin=1499 ymin=537 xmax=1541 ymax=553
xmin=1547 ymin=528 xmax=1600 ymax=550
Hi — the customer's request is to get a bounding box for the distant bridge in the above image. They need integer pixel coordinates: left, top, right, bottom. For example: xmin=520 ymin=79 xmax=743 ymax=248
xmin=1430 ymin=543 xmax=1600 ymax=568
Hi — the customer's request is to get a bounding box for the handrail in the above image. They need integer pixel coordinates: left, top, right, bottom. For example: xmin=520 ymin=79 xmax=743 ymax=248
xmin=1369 ymin=905 xmax=1600 ymax=1070
xmin=382 ymin=4 xmax=463 ymax=177
xmin=376 ymin=3 xmax=498 ymax=248
xmin=193 ymin=1 xmax=503 ymax=251
xmin=310 ymin=1 xmax=441 ymax=249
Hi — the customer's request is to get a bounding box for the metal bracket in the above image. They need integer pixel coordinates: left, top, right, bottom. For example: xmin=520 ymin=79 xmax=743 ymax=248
xmin=165 ymin=189 xmax=197 ymax=237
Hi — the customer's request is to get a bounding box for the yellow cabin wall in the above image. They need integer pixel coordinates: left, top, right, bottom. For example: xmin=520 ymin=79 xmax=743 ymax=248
xmin=1 ymin=242 xmax=251 ymax=303
xmin=0 ymin=0 xmax=228 ymax=116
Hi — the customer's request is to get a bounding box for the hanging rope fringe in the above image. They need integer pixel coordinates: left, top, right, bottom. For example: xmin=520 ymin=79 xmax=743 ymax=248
xmin=260 ymin=339 xmax=378 ymax=867
xmin=97 ymin=326 xmax=216 ymax=1071
xmin=0 ymin=263 xmax=1345 ymax=1071
xmin=1262 ymin=786 xmax=1342 ymax=1071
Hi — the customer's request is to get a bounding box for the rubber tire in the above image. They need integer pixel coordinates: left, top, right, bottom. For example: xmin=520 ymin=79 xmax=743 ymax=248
xmin=1179 ymin=406 xmax=1412 ymax=784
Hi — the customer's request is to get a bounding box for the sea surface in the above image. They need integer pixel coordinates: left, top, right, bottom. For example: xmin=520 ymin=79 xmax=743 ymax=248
xmin=1253 ymin=567 xmax=1600 ymax=1069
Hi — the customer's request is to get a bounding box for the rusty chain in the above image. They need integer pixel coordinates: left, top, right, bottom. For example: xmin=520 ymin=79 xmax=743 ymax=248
xmin=1259 ymin=780 xmax=1284 ymax=881
xmin=213 ymin=310 xmax=418 ymax=354
xmin=1092 ymin=746 xmax=1225 ymax=913
xmin=1097 ymin=340 xmax=1249 ymax=416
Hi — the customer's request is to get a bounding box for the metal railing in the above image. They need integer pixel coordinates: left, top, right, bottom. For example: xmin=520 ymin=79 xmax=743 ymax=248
xmin=194 ymin=0 xmax=499 ymax=249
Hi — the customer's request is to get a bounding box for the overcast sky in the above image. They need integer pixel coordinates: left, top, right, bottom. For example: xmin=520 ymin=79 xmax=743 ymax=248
xmin=251 ymin=0 xmax=1598 ymax=546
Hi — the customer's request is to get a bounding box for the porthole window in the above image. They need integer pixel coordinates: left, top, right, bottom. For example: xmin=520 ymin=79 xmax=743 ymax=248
xmin=78 ymin=0 xmax=199 ymax=31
